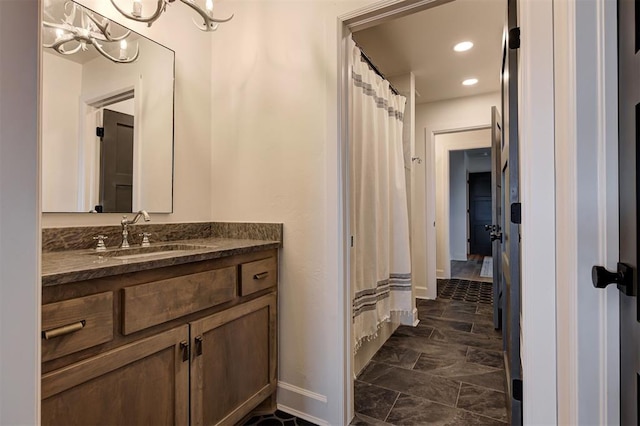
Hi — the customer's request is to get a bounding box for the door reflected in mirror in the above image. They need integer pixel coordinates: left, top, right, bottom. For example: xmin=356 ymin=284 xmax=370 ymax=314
xmin=41 ymin=0 xmax=175 ymax=213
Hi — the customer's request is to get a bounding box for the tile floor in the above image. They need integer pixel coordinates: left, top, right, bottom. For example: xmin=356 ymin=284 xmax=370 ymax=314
xmin=352 ymin=296 xmax=507 ymax=425
xmin=244 ymin=410 xmax=318 ymax=426
xmin=450 ymin=256 xmax=492 ymax=283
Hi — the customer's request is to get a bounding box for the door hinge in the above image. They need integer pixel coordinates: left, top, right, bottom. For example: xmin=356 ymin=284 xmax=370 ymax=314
xmin=511 ymin=202 xmax=522 ymax=224
xmin=509 ymin=27 xmax=521 ymax=49
xmin=512 ymin=378 xmax=523 ymax=401
xmin=96 ymin=127 xmax=104 ymax=138
xmin=350 ymin=236 xmax=354 ymax=247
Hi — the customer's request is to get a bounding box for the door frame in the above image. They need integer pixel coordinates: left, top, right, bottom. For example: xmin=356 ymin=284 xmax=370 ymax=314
xmin=553 ymin=0 xmax=620 ymax=423
xmin=338 ymin=0 xmax=575 ymax=424
xmin=433 ymin=126 xmax=491 ymax=287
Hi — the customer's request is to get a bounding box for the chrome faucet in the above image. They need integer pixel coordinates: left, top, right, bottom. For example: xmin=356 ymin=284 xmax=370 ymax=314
xmin=120 ymin=210 xmax=151 ymax=248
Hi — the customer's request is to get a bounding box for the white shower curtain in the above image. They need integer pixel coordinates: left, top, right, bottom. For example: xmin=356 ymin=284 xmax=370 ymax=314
xmin=350 ymin=37 xmax=412 ymax=352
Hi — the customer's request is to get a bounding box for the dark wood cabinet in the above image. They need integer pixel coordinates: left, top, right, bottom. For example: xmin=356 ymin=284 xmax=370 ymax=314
xmin=42 ymin=325 xmax=190 ymax=426
xmin=41 ymin=250 xmax=278 ymax=426
xmin=191 ymin=293 xmax=277 ymax=425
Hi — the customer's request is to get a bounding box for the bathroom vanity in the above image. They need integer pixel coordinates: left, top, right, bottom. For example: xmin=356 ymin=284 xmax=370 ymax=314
xmin=41 ymin=226 xmax=281 ymax=426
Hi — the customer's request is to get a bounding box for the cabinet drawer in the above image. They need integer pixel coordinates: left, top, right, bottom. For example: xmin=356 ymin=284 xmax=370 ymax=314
xmin=240 ymin=257 xmax=277 ymax=296
xmin=42 ymin=292 xmax=113 ymax=362
xmin=122 ymin=266 xmax=237 ymax=335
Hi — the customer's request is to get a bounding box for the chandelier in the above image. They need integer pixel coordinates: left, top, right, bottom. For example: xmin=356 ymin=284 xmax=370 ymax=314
xmin=43 ymin=1 xmax=139 ymax=64
xmin=110 ymin=0 xmax=234 ymax=32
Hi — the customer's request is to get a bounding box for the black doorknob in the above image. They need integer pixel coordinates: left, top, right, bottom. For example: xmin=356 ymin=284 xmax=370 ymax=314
xmin=591 ymin=263 xmax=634 ymax=296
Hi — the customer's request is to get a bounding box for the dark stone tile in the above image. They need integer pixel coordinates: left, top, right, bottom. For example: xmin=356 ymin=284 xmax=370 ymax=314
xmin=476 ymin=304 xmax=494 ymax=316
xmin=414 ymin=357 xmax=500 ymax=382
xmin=354 ymin=380 xmax=398 ymax=421
xmin=387 ymin=393 xmax=507 ymax=425
xmin=471 ymin=322 xmax=502 ymax=338
xmin=417 ymin=316 xmax=473 ymax=332
xmin=467 ymin=348 xmax=505 ymax=369
xmin=440 ymin=310 xmax=495 ymax=326
xmin=295 ymin=418 xmax=318 ymax=426
xmin=257 ymin=419 xmax=283 ymax=426
xmin=457 ymin=383 xmax=508 ymax=422
xmin=358 ymin=362 xmax=460 ymax=406
xmin=442 ymin=303 xmax=478 ymax=314
xmin=371 ymin=344 xmax=422 ymax=369
xmin=350 ymin=413 xmax=393 ymax=425
xmin=456 ymin=369 xmax=506 ymax=392
xmin=430 ymin=329 xmax=502 ymax=351
xmin=384 ymin=335 xmax=468 ymax=359
xmin=392 ymin=324 xmax=433 ymax=338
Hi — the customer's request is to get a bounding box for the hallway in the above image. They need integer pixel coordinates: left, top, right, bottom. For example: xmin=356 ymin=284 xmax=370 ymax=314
xmin=352 ymin=292 xmax=507 ymax=424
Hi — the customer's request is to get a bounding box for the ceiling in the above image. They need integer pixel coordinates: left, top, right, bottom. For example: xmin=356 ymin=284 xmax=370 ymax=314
xmin=352 ymin=0 xmax=506 ymax=104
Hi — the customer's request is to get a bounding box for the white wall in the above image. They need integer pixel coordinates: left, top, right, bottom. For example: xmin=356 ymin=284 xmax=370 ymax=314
xmin=42 ymin=52 xmax=82 ymax=212
xmin=449 ymin=150 xmax=467 ymax=261
xmin=208 ymin=1 xmax=376 ymax=424
xmin=466 ymin=152 xmax=491 ymax=173
xmin=42 ymin=0 xmax=213 ymax=226
xmin=415 ymin=92 xmax=499 ymax=298
xmin=0 ymin=1 xmax=40 ymax=423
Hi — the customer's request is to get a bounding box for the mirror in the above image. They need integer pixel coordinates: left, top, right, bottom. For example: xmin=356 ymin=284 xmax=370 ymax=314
xmin=41 ymin=0 xmax=175 ymax=213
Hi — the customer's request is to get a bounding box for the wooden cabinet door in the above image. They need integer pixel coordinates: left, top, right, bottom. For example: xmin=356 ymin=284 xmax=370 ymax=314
xmin=191 ymin=293 xmax=277 ymax=426
xmin=42 ymin=325 xmax=190 ymax=426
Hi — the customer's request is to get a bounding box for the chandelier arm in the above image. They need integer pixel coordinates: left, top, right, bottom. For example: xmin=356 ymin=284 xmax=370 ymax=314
xmin=85 ymin=13 xmax=131 ymax=42
xmin=47 ymin=38 xmax=83 ymax=55
xmin=178 ymin=0 xmax=233 ymax=23
xmin=191 ymin=18 xmax=218 ymax=32
xmin=93 ymin=39 xmax=138 ymax=64
xmin=109 ymin=0 xmax=167 ymax=25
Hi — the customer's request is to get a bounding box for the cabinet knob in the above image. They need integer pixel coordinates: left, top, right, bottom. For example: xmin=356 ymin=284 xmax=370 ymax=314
xmin=195 ymin=336 xmax=203 ymax=357
xmin=179 ymin=341 xmax=189 ymax=362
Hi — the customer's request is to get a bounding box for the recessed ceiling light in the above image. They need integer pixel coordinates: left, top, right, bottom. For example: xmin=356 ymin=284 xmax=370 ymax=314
xmin=462 ymin=78 xmax=478 ymax=86
xmin=454 ymin=41 xmax=474 ymax=52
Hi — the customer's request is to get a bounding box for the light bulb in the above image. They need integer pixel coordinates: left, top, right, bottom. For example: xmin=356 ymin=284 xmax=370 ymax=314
xmin=206 ymin=0 xmax=214 ymax=14
xmin=55 ymin=28 xmax=64 ymax=39
xmin=119 ymin=39 xmax=128 ymax=60
xmin=453 ymin=41 xmax=473 ymax=52
xmin=462 ymin=78 xmax=478 ymax=86
xmin=132 ymin=0 xmax=142 ymax=17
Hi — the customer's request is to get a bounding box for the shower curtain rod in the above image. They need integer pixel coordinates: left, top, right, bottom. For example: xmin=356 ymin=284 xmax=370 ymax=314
xmin=359 ymin=49 xmax=400 ymax=96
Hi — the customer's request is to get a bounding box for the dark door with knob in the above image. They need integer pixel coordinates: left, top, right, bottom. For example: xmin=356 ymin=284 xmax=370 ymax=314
xmin=100 ymin=109 xmax=134 ymax=213
xmin=490 ymin=106 xmax=503 ymax=331
xmin=619 ymin=0 xmax=640 ymax=420
xmin=593 ymin=0 xmax=640 ymax=422
xmin=469 ymin=172 xmax=492 ymax=256
xmin=499 ymin=0 xmax=522 ymax=421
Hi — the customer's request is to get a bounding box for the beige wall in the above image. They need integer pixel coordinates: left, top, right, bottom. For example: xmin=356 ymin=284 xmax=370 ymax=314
xmin=209 ymin=1 xmax=376 ymax=423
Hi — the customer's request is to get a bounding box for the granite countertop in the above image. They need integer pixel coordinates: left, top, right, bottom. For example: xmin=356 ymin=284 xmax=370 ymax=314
xmin=42 ymin=237 xmax=280 ymax=287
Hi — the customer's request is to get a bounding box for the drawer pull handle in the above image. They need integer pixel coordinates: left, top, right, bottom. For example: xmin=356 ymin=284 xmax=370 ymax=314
xmin=254 ymin=272 xmax=269 ymax=280
xmin=195 ymin=336 xmax=203 ymax=357
xmin=42 ymin=320 xmax=86 ymax=340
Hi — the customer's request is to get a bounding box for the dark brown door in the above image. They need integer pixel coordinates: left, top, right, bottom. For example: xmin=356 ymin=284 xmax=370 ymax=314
xmin=100 ymin=109 xmax=133 ymax=213
xmin=618 ymin=0 xmax=640 ymax=421
xmin=501 ymin=0 xmax=522 ymax=422
xmin=469 ymin=172 xmax=492 ymax=256
xmin=490 ymin=107 xmax=503 ymax=331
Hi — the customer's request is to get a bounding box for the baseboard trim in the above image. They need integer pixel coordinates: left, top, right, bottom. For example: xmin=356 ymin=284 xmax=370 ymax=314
xmin=277 ymin=381 xmax=327 ymax=403
xmin=276 ymin=404 xmax=330 ymax=426
xmin=415 ymin=286 xmax=430 ymax=299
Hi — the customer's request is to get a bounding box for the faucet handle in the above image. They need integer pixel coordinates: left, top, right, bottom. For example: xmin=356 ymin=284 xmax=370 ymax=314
xmin=93 ymin=235 xmax=108 ymax=252
xmin=139 ymin=232 xmax=152 ymax=247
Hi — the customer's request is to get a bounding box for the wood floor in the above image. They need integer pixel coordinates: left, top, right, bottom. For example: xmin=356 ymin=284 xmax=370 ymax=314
xmin=451 ymin=256 xmax=492 ymax=283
